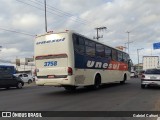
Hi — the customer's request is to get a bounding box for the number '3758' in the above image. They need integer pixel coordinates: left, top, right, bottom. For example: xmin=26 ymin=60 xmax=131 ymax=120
xmin=44 ymin=61 xmax=57 ymax=66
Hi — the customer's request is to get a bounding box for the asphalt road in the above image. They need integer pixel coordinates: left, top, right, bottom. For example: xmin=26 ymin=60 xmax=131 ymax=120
xmin=0 ymin=78 xmax=160 ymax=120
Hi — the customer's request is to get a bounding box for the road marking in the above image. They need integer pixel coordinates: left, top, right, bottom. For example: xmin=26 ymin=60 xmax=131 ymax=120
xmin=157 ymin=117 xmax=160 ymax=120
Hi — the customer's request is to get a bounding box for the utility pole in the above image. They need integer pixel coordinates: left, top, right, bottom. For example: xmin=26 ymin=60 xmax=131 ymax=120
xmin=124 ymin=41 xmax=133 ymax=53
xmin=126 ymin=31 xmax=132 ymax=54
xmin=124 ymin=43 xmax=127 ymax=52
xmin=44 ymin=0 xmax=47 ymax=32
xmin=93 ymin=27 xmax=107 ymax=41
xmin=137 ymin=48 xmax=144 ymax=72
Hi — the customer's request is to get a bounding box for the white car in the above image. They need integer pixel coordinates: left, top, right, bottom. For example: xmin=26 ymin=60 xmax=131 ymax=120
xmin=14 ymin=73 xmax=33 ymax=84
xmin=141 ymin=69 xmax=160 ymax=88
xmin=130 ymin=71 xmax=138 ymax=78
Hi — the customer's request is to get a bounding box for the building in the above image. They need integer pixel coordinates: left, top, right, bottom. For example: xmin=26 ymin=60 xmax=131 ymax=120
xmin=16 ymin=58 xmax=35 ymax=74
xmin=143 ymin=56 xmax=159 ymax=70
xmin=134 ymin=63 xmax=143 ymax=72
xmin=0 ymin=57 xmax=35 ymax=75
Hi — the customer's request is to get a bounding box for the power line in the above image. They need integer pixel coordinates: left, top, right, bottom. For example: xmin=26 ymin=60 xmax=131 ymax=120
xmin=0 ymin=27 xmax=35 ymax=37
xmin=16 ymin=0 xmax=88 ymax=25
xmin=16 ymin=0 xmax=101 ymax=30
xmin=16 ymin=0 xmax=47 ymax=14
xmin=16 ymin=0 xmax=108 ymax=39
xmin=33 ymin=0 xmax=74 ymax=18
xmin=32 ymin=0 xmax=91 ymax=24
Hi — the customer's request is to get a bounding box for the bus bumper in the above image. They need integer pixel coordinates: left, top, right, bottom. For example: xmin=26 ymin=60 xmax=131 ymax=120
xmin=35 ymin=76 xmax=74 ymax=86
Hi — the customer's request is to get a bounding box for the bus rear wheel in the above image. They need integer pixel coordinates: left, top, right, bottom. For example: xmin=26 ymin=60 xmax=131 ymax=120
xmin=93 ymin=74 xmax=101 ymax=89
xmin=120 ymin=74 xmax=127 ymax=84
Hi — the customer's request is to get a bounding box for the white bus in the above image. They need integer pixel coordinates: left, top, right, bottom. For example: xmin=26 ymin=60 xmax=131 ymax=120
xmin=34 ymin=30 xmax=132 ymax=90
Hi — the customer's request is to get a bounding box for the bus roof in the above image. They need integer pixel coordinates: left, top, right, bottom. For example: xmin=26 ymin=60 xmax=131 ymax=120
xmin=35 ymin=30 xmax=128 ymax=55
xmin=35 ymin=30 xmax=72 ymax=38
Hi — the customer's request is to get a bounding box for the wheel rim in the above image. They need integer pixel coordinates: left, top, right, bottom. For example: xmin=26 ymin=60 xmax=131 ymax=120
xmin=18 ymin=83 xmax=22 ymax=88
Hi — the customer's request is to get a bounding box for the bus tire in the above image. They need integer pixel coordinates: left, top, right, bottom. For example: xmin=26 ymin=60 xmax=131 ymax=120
xmin=141 ymin=84 xmax=145 ymax=89
xmin=28 ymin=80 xmax=32 ymax=84
xmin=17 ymin=82 xmax=23 ymax=89
xmin=120 ymin=74 xmax=127 ymax=84
xmin=64 ymin=86 xmax=76 ymax=91
xmin=93 ymin=74 xmax=101 ymax=89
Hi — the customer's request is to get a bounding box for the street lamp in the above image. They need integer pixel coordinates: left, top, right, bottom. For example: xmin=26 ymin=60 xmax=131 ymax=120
xmin=137 ymin=48 xmax=144 ymax=72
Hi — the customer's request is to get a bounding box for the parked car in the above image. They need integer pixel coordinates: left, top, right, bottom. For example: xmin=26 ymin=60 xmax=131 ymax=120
xmin=130 ymin=71 xmax=138 ymax=78
xmin=141 ymin=69 xmax=160 ymax=88
xmin=14 ymin=73 xmax=33 ymax=84
xmin=139 ymin=70 xmax=145 ymax=75
xmin=0 ymin=71 xmax=24 ymax=89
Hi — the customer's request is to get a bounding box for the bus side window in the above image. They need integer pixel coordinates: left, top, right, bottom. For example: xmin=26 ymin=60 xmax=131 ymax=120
xmin=118 ymin=51 xmax=123 ymax=62
xmin=73 ymin=34 xmax=84 ymax=45
xmin=96 ymin=44 xmax=105 ymax=57
xmin=122 ymin=53 xmax=127 ymax=63
xmin=126 ymin=54 xmax=130 ymax=63
xmin=105 ymin=47 xmax=112 ymax=60
xmin=85 ymin=40 xmax=95 ymax=57
xmin=112 ymin=49 xmax=117 ymax=61
xmin=73 ymin=34 xmax=85 ymax=54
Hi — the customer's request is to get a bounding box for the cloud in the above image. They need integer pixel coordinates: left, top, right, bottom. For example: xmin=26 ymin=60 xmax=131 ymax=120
xmin=59 ymin=0 xmax=106 ymax=14
xmin=0 ymin=0 xmax=160 ymax=65
xmin=0 ymin=48 xmax=19 ymax=60
xmin=12 ymin=14 xmax=40 ymax=29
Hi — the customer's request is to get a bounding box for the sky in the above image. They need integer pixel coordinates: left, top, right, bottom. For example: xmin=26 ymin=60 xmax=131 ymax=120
xmin=0 ymin=0 xmax=160 ymax=64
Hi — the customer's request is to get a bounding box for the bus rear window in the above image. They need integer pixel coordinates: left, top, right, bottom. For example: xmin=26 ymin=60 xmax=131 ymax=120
xmin=35 ymin=54 xmax=68 ymax=60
